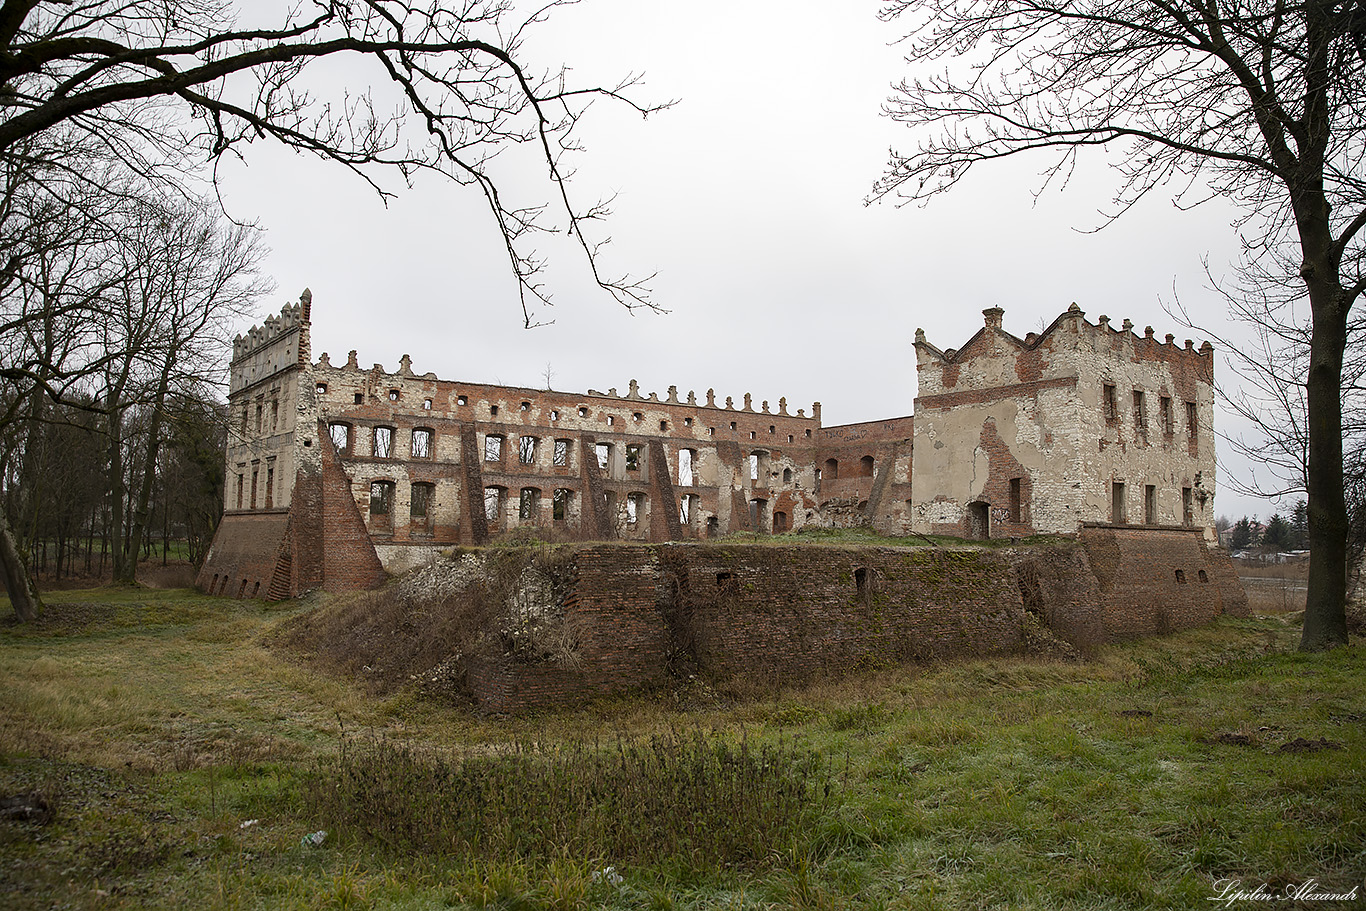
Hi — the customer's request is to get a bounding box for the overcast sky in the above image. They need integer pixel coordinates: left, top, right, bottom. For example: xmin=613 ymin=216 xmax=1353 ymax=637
xmin=214 ymin=0 xmax=1285 ymax=521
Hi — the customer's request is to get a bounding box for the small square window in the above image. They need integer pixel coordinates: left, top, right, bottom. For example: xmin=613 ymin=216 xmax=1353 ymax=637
xmin=521 ymin=401 xmax=530 ymax=412
xmin=388 ymin=389 xmax=400 ymax=401
xmin=457 ymin=395 xmax=468 ymax=406
xmin=633 ymin=412 xmax=643 ymax=423
xmin=684 ymin=417 xmax=693 ymax=427
xmin=354 ymin=392 xmax=364 ymax=404
xmin=769 ymin=425 xmax=775 ymax=433
xmin=316 ymin=383 xmax=327 ymax=395
xmin=423 ymin=398 xmax=432 ymax=410
xmin=490 ymin=405 xmax=499 ymax=416
xmin=660 ymin=420 xmax=668 ymax=431
xmin=787 ymin=434 xmax=794 ymax=443
xmin=550 ymin=409 xmax=559 ymax=421
xmin=578 ymin=406 xmax=589 ymax=417
xmin=749 ymin=431 xmax=756 ymax=440
xmin=607 ymin=415 xmax=615 ymax=426
xmin=730 ymin=421 xmax=737 ymax=430
xmin=805 ymin=429 xmax=812 ymax=438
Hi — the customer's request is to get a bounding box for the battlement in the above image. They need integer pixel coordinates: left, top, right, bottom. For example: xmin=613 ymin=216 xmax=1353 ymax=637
xmin=311 ymin=352 xmax=822 ymax=424
xmin=229 ymin=290 xmax=313 ymax=396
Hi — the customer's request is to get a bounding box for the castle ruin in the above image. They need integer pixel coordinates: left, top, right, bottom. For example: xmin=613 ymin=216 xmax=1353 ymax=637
xmin=197 ymin=293 xmax=1220 ymax=600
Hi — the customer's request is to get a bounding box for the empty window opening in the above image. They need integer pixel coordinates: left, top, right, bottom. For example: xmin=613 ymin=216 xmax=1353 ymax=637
xmin=750 ymin=453 xmax=759 ymax=482
xmin=328 ymin=422 xmax=351 ymax=454
xmin=490 ymin=405 xmax=499 ymax=416
xmin=814 ymin=468 xmax=822 ymax=493
xmin=626 ymin=492 xmax=645 ymax=524
xmin=388 ymin=389 xmax=400 ymax=401
xmin=1182 ymin=487 xmax=1194 ymax=527
xmin=684 ymin=417 xmax=693 ymax=427
xmin=578 ymin=406 xmax=589 ymax=417
xmin=749 ymin=431 xmax=756 ymax=440
xmin=519 ymin=487 xmax=540 ymax=520
xmin=483 ymin=486 xmax=505 ymax=522
xmin=854 ymin=567 xmax=876 ymax=601
xmin=625 ymin=444 xmax=642 ymax=471
xmin=805 ymin=429 xmax=812 ymax=438
xmin=1144 ymin=485 xmax=1157 ymax=524
xmin=679 ymin=495 xmax=690 ymax=525
xmin=607 ymin=415 xmax=615 ymax=426
xmin=860 ymin=455 xmax=875 ymax=477
xmin=968 ymin=501 xmax=990 ymax=539
xmin=457 ymin=395 xmax=468 ymax=406
xmin=410 ymin=482 xmax=434 ymax=521
xmin=521 ymin=401 xmax=530 ymax=412
xmin=411 ymin=428 xmax=433 ymax=459
xmin=596 ymin=442 xmax=611 ymax=470
xmin=1198 ymin=570 xmax=1209 ymax=583
xmin=1111 ymin=482 xmax=1127 ymax=524
xmin=373 ymin=426 xmax=394 ymax=458
xmin=423 ymin=398 xmax=432 ymax=410
xmin=1160 ymin=396 xmax=1173 ymax=434
xmin=783 ymin=468 xmax=793 ymax=484
xmin=553 ymin=439 xmax=570 ymax=467
xmin=250 ymin=466 xmax=259 ymax=509
xmin=550 ymin=409 xmax=559 ymax=421
xmin=316 ymin=383 xmax=327 ymax=395
xmin=1009 ymin=477 xmax=1022 ymax=524
xmin=706 ymin=516 xmax=719 ymax=538
xmin=708 ymin=427 xmax=715 ymax=436
xmin=824 ymin=458 xmax=839 ymax=480
xmin=370 ymin=480 xmax=394 ymax=518
xmin=1103 ymin=384 xmax=1118 ymax=422
xmin=1175 ymin=569 xmax=1187 ymax=584
xmin=484 ymin=434 xmax=504 ymax=462
xmin=774 ymin=510 xmax=789 ymax=532
xmin=633 ymin=412 xmax=643 ymax=423
xmin=678 ymin=449 xmax=695 ymax=486
xmin=354 ymin=392 xmax=364 ymax=404
xmin=660 ymin=420 xmax=668 ymax=431
xmin=519 ymin=436 xmax=538 ymax=465
xmin=730 ymin=421 xmax=737 ymax=431
xmin=769 ymin=425 xmax=775 ymax=434
xmin=749 ymin=497 xmax=767 ymax=529
xmin=553 ymin=488 xmax=571 ymax=521
xmin=265 ymin=465 xmax=274 ymax=508
xmin=1133 ymin=390 xmax=1147 ymax=431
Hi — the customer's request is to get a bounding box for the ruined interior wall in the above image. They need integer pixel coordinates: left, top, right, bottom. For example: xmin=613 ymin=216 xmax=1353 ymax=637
xmin=813 ymin=417 xmax=914 ymax=533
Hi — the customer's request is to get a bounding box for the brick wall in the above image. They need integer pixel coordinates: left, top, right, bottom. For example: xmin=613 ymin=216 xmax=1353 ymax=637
xmin=1079 ymin=525 xmax=1247 ymax=639
xmin=194 ymin=511 xmax=289 ymax=598
xmin=459 ymin=534 xmax=1246 ymax=710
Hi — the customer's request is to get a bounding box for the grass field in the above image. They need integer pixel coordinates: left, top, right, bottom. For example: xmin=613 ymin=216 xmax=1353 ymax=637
xmin=0 ymin=585 xmax=1362 ymax=909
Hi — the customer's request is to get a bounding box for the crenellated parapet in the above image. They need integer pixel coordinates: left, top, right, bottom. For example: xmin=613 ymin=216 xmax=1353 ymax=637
xmin=229 ymin=290 xmax=313 ymax=397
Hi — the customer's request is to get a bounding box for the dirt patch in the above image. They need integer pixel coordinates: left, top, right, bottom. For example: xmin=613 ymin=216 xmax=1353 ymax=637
xmin=1276 ymin=737 xmax=1344 ymax=754
xmin=1207 ymin=731 xmax=1255 ymax=746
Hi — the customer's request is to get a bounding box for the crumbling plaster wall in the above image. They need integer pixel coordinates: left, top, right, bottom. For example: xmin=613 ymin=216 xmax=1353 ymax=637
xmin=911 ymin=305 xmax=1217 ymax=539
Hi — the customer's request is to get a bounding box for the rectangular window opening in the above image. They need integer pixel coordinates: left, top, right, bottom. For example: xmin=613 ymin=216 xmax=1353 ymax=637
xmin=519 ymin=436 xmax=537 ymax=465
xmin=484 ymin=435 xmax=503 ymax=462
xmin=411 ymin=428 xmax=432 ymax=459
xmin=553 ymin=439 xmax=570 ymax=467
xmin=373 ymin=426 xmax=394 ymax=458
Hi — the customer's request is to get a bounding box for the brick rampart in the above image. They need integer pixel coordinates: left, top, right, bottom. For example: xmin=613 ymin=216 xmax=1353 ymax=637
xmin=195 ymin=511 xmax=290 ymax=598
xmin=458 ymin=531 xmax=1245 ymax=711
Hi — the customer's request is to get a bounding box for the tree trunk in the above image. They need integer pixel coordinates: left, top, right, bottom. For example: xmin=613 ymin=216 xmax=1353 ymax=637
xmin=1301 ymin=278 xmax=1351 ymax=650
xmin=0 ymin=504 xmax=41 ymax=621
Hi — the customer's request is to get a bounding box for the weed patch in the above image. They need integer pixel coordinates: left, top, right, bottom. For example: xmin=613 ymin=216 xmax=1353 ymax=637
xmin=304 ymin=729 xmax=835 ymax=874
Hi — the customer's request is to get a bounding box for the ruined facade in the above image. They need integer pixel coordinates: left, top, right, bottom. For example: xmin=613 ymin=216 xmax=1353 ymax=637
xmin=197 ymin=294 xmax=1219 ymax=598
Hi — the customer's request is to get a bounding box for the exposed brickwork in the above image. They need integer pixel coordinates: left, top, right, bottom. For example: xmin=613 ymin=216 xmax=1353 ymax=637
xmin=445 ymin=531 xmax=1243 ymax=711
xmin=1079 ymin=525 xmax=1245 ymax=639
xmin=194 ymin=511 xmax=289 ymax=598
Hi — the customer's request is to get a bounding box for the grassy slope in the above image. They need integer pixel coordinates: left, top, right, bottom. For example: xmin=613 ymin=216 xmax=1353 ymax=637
xmin=0 ymin=586 xmax=1361 ymax=910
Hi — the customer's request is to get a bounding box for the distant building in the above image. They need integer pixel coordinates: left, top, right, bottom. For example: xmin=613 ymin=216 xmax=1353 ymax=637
xmin=197 ymin=294 xmax=1220 ymax=597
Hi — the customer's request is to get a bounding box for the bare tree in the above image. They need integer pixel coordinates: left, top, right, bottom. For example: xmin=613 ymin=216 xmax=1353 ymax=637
xmin=0 ymin=0 xmax=662 ymax=322
xmin=0 ymin=1 xmax=661 ymax=618
xmin=876 ymin=0 xmax=1366 ymax=650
